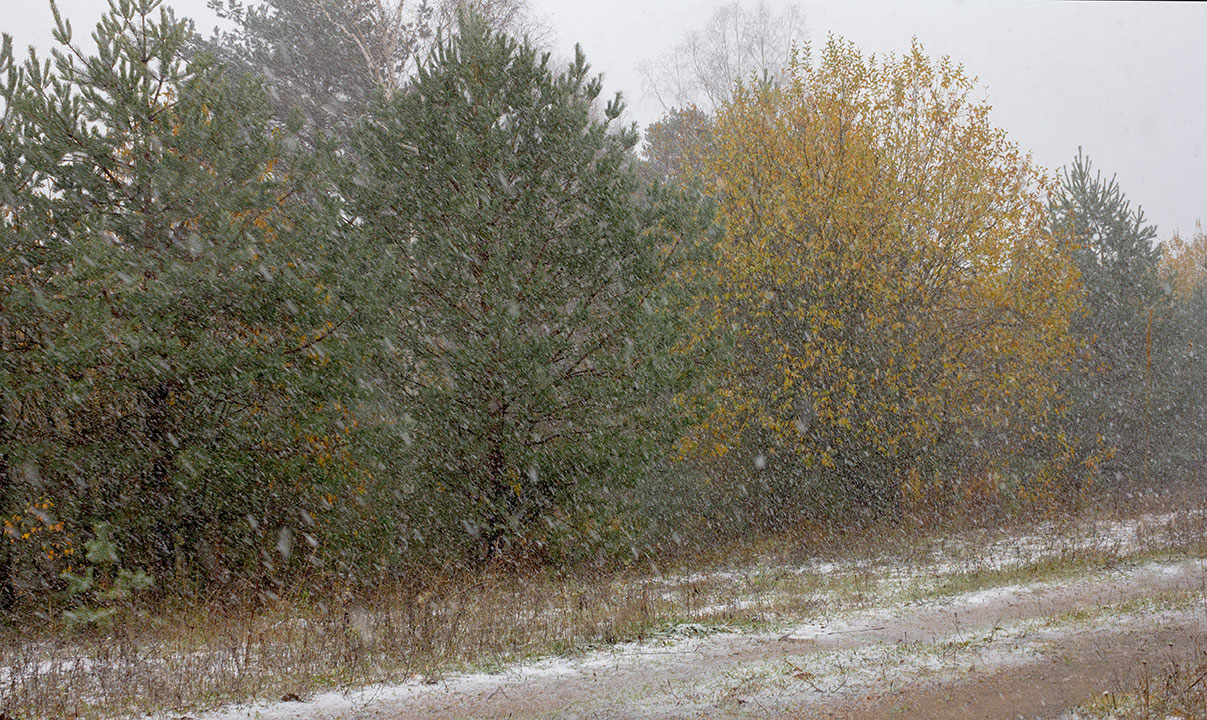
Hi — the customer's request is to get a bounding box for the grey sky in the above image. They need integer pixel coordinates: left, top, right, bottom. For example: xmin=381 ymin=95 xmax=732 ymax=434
xmin=6 ymin=0 xmax=1205 ymax=238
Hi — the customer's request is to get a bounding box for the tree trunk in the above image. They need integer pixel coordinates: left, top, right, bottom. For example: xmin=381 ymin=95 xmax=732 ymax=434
xmin=0 ymin=449 xmax=15 ymax=614
xmin=482 ymin=430 xmax=511 ymax=562
xmin=145 ymin=383 xmax=177 ymax=580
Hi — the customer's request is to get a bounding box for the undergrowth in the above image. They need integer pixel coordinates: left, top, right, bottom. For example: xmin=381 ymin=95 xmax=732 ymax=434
xmin=2 ymin=488 xmax=1205 ymax=720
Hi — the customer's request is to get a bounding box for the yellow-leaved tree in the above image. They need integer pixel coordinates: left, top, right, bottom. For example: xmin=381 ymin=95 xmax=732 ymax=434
xmin=1162 ymin=223 xmax=1207 ymax=302
xmin=686 ymin=38 xmax=1083 ymax=521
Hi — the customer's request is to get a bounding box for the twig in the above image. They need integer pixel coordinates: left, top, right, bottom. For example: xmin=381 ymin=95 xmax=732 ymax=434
xmin=284 ymin=312 xmax=355 ymax=356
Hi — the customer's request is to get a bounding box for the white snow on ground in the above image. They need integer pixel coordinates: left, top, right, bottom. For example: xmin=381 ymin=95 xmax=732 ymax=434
xmin=0 ymin=656 xmax=96 ymax=685
xmin=779 ymin=610 xmax=896 ymax=640
xmin=636 ymin=582 xmax=1207 ymax=718
xmin=642 ymin=511 xmax=1199 ymax=629
xmin=650 ymin=510 xmax=1199 ymax=597
xmin=195 ymin=600 xmax=1203 ymax=720
xmin=690 ymin=598 xmax=764 ymax=617
xmin=883 ymin=512 xmax=1171 ymax=580
xmin=168 ymin=558 xmax=1205 ymax=720
xmin=163 ymin=634 xmax=709 ymax=720
xmin=780 ymin=558 xmax=1205 ymax=644
xmin=957 ymin=583 xmax=1034 ymax=606
xmin=11 ymin=511 xmax=1201 ymax=718
xmin=742 ymin=611 xmax=1162 ymax=712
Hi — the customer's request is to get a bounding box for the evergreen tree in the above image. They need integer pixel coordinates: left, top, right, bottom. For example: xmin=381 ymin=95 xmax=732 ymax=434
xmin=1158 ymin=227 xmax=1207 ymax=481
xmin=351 ymin=13 xmax=714 ymax=561
xmin=1049 ymin=150 xmax=1169 ymax=481
xmin=638 ymin=106 xmax=713 ymax=187
xmin=0 ymin=0 xmax=364 ymax=599
xmin=200 ymin=0 xmax=432 ymax=143
xmin=198 ymin=0 xmax=540 ymax=146
xmin=0 ymin=33 xmax=61 ymax=611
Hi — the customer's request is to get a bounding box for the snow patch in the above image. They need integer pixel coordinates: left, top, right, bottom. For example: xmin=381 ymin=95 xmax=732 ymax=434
xmin=164 ymin=634 xmax=708 ymax=720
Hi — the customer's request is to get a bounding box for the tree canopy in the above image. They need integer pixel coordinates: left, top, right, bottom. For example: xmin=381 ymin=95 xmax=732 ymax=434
xmin=687 ymin=40 xmax=1082 ymax=519
xmin=350 ymin=14 xmax=714 ymax=559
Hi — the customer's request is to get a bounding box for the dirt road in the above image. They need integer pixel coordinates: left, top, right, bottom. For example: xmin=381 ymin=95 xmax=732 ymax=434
xmin=205 ymin=557 xmax=1207 ymax=720
xmin=815 ymin=623 xmax=1198 ymax=720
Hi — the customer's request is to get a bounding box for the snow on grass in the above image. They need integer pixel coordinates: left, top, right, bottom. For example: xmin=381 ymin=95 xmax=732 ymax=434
xmin=167 ymin=631 xmax=710 ymax=720
xmin=783 ymin=558 xmax=1202 ymax=642
xmin=648 ymin=510 xmax=1193 ymax=599
xmin=703 ymin=599 xmax=1207 ymax=717
xmin=12 ymin=509 xmax=1202 ymax=719
xmin=632 ymin=604 xmax=1205 ymax=718
xmin=0 ymin=656 xmax=97 ymax=685
xmin=171 ymin=559 xmax=1206 ymax=720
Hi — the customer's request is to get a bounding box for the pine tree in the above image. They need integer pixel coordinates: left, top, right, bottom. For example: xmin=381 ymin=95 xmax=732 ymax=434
xmin=198 ymin=0 xmax=541 ymax=146
xmin=351 ymin=13 xmax=713 ymax=561
xmin=1160 ymin=226 xmax=1207 ymax=479
xmin=0 ymin=0 xmax=364 ymax=595
xmin=638 ymin=106 xmax=713 ymax=187
xmin=199 ymin=0 xmax=432 ymax=143
xmin=1049 ymin=150 xmax=1168 ymax=481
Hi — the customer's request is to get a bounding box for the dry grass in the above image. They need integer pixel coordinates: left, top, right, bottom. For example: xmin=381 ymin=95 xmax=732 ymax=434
xmin=1 ymin=566 xmax=679 ymax=718
xmin=3 ymin=488 xmax=1206 ymax=720
xmin=1088 ymin=643 xmax=1207 ymax=719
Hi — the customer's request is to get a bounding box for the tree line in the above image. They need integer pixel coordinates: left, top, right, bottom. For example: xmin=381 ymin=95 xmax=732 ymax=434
xmin=1 ymin=0 xmax=1203 ymax=618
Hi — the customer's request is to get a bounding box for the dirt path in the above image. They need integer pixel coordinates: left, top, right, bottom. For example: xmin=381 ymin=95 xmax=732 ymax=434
xmin=815 ymin=623 xmax=1202 ymax=720
xmin=204 ymin=558 xmax=1207 ymax=720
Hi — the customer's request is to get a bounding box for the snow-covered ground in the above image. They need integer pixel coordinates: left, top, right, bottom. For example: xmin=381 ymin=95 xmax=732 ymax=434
xmin=8 ymin=509 xmax=1204 ymax=719
xmin=166 ymin=557 xmax=1207 ymax=720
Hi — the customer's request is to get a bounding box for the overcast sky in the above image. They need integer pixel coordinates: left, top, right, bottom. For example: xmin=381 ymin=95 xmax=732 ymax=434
xmin=6 ymin=0 xmax=1205 ymax=238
